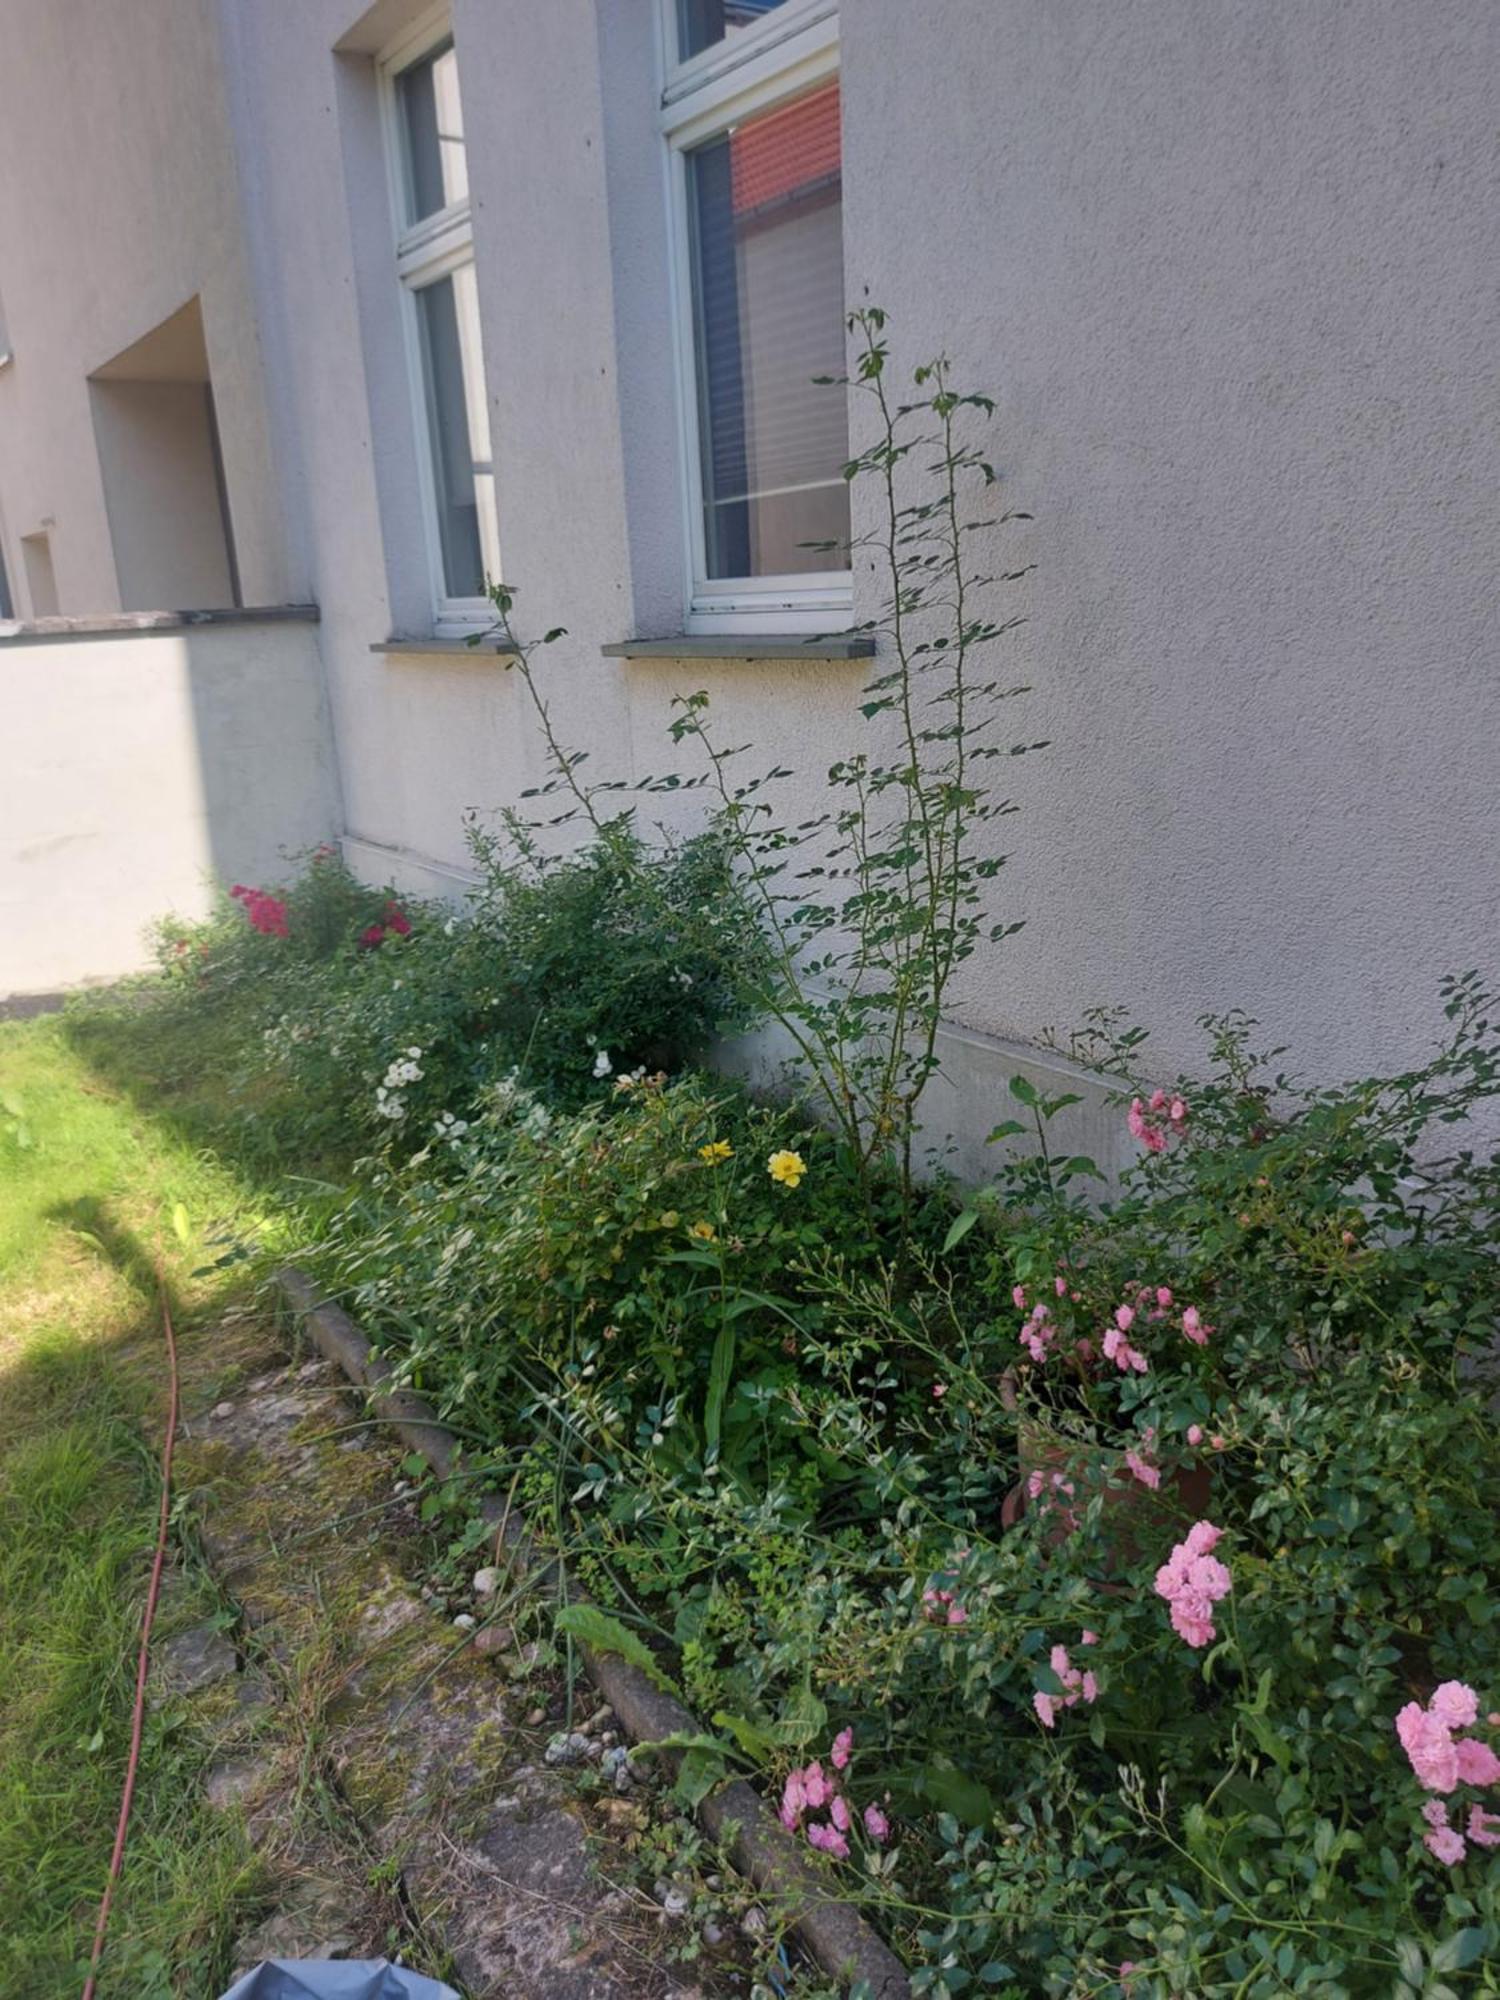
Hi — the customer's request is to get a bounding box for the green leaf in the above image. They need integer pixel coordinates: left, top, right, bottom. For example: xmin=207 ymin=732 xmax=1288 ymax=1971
xmin=170 ymin=1202 xmax=191 ymax=1245
xmin=712 ymin=1709 xmax=778 ymax=1762
xmin=674 ymin=1741 xmax=729 ymax=1808
xmin=941 ymin=1209 xmax=981 ymax=1254
xmin=910 ymin=1757 xmax=995 ymax=1828
xmin=554 ymin=1604 xmax=675 ymax=1694
xmin=703 ymin=1320 xmax=736 ymax=1461
xmin=761 ymin=1685 xmax=827 ymax=1749
xmin=1007 ymin=1074 xmax=1038 ymax=1106
xmin=1429 ymin=1929 xmax=1488 ymax=1975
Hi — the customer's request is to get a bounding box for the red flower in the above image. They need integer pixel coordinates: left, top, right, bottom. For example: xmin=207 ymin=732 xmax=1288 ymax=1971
xmin=384 ymin=902 xmax=412 ymax=937
xmin=358 ymin=923 xmax=387 ymax=949
xmin=231 ymin=884 xmax=289 ymax=936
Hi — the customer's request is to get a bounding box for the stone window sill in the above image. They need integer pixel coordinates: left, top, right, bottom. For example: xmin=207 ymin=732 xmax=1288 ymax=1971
xmin=370 ymin=636 xmax=517 ymax=659
xmin=601 ymin=634 xmax=874 ymax=663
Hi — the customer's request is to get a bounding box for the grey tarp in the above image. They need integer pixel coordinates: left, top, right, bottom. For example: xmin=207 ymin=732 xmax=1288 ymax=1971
xmin=218 ymin=1961 xmax=459 ymax=2000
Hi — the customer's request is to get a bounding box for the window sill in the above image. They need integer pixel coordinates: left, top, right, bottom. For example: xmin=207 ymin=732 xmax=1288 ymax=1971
xmin=370 ymin=636 xmax=517 ymax=659
xmin=601 ymin=634 xmax=874 ymax=663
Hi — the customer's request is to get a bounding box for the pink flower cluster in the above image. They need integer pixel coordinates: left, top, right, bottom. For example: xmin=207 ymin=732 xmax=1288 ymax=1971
xmin=1153 ymin=1521 xmax=1231 ymax=1647
xmin=230 ymin=884 xmax=289 ymax=937
xmin=1103 ymin=1286 xmax=1213 ymax=1376
xmin=779 ymin=1730 xmax=890 ymax=1860
xmin=1033 ymin=1632 xmax=1100 ymax=1728
xmin=1015 ymin=1274 xmax=1074 ymax=1364
xmin=1395 ymin=1682 xmax=1500 ymax=1865
xmin=1015 ymin=1276 xmax=1212 ymax=1379
xmin=1128 ymin=1089 xmax=1188 ymax=1153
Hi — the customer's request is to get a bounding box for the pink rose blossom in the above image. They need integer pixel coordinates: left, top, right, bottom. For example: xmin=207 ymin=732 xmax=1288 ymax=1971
xmin=1124 ymin=1449 xmax=1161 ymax=1491
xmin=1114 ymin=1304 xmax=1136 ymax=1331
xmin=780 ymin=1769 xmax=807 ymax=1830
xmin=1186 ymin=1424 xmax=1204 ymax=1446
xmin=1034 ymin=1638 xmax=1101 ymax=1728
xmin=830 ymin=1728 xmax=853 ymax=1771
xmin=932 ymin=1382 xmax=947 ymax=1398
xmin=806 ymin=1821 xmax=850 ymax=1860
xmin=1468 ymin=1806 xmax=1500 ymax=1848
xmin=1012 ymin=1284 xmax=1028 ymax=1310
xmin=1081 ymin=1629 xmax=1099 ymax=1646
xmin=1431 ymin=1681 xmax=1480 ymax=1730
xmin=863 ymin=1803 xmax=890 ymax=1844
xmin=1455 ymin=1738 xmax=1500 ymax=1786
xmin=1425 ymin=1824 xmax=1467 ymax=1866
xmin=830 ymin=1794 xmax=851 ymax=1832
xmin=1102 ymin=1326 xmax=1148 ymax=1373
xmin=1181 ymin=1306 xmax=1209 ymax=1346
xmin=1154 ymin=1521 xmax=1231 ymax=1648
xmin=1055 ymin=1274 xmax=1069 ymax=1296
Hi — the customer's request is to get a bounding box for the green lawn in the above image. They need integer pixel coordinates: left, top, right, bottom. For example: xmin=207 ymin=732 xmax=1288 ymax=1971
xmin=0 ymin=1016 xmax=269 ymax=1997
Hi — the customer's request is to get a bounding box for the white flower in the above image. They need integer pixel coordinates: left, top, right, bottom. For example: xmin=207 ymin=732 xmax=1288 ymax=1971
xmin=593 ymin=1049 xmax=613 ymax=1079
xmin=406 ymin=1046 xmax=422 ymax=1059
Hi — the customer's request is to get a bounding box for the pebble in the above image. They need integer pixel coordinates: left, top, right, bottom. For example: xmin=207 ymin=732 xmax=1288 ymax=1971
xmin=472 ymin=1566 xmax=503 ymax=1597
xmin=543 ymin=1731 xmax=594 ymax=1767
xmin=472 ymin=1623 xmax=514 ymax=1656
xmin=525 ymin=1706 xmax=547 ymax=1727
xmin=741 ymin=1906 xmax=768 ymax=1938
xmin=212 ymin=1401 xmax=235 ymax=1419
xmin=654 ymin=1880 xmax=691 ymax=1919
xmin=585 ymin=1704 xmax=613 ymax=1734
xmin=452 ymin=1614 xmax=476 ymax=1632
xmin=702 ymin=1923 xmax=725 ymax=1947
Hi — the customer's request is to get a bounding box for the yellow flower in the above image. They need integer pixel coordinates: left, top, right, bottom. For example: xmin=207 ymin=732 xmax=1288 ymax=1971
xmin=767 ymin=1148 xmax=807 ymax=1189
xmin=698 ymin=1139 xmax=734 ymax=1165
xmin=688 ymin=1219 xmax=717 ymax=1242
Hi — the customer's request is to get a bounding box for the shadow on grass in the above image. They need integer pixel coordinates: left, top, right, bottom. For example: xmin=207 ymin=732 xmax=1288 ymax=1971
xmin=0 ymin=1225 xmax=267 ymax=1998
xmin=60 ymin=989 xmax=356 ymax=1197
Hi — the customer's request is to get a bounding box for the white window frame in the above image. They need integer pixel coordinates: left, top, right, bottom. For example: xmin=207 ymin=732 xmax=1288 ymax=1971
xmin=659 ymin=0 xmax=850 ymax=635
xmin=377 ymin=6 xmax=500 ymax=635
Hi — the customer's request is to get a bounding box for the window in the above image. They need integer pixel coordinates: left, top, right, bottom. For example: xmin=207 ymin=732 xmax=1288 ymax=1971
xmin=381 ymin=20 xmax=498 ymax=631
xmin=663 ymin=1 xmax=849 ymax=633
xmin=676 ymin=0 xmax=795 ymax=62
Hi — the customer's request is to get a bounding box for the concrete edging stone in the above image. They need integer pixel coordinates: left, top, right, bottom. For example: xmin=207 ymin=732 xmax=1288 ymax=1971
xmin=274 ymin=1266 xmax=912 ymax=2000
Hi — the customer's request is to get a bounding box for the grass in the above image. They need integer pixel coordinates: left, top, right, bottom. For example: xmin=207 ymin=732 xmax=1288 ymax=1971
xmin=0 ymin=1014 xmax=273 ymax=1997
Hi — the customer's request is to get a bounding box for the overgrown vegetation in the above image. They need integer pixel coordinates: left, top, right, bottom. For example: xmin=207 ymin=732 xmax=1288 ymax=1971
xmin=48 ymin=314 xmax=1500 ymax=1994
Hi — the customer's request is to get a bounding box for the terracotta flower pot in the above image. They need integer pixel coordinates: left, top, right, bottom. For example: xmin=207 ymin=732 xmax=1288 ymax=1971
xmin=998 ymin=1370 xmax=1212 ymax=1573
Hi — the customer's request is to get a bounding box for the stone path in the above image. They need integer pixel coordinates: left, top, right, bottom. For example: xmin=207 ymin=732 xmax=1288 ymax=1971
xmin=155 ymin=1301 xmax=715 ymax=1999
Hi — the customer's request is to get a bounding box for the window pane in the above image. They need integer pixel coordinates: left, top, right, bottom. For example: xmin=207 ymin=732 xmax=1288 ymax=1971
xmin=686 ymin=79 xmax=849 ymax=583
xmin=415 ymin=265 xmax=496 ymax=601
xmin=677 ymin=0 xmax=792 ymax=61
xmin=395 ymin=39 xmax=468 ymax=224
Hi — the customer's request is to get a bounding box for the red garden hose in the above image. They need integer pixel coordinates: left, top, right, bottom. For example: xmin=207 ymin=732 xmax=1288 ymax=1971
xmin=81 ymin=1261 xmax=180 ymax=2000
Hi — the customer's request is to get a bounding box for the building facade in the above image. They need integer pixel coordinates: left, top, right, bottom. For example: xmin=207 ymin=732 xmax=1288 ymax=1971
xmin=2 ymin=1 xmax=1497 ymax=1158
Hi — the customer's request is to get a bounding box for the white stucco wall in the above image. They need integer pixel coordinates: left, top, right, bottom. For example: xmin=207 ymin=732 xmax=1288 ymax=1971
xmin=0 ymin=0 xmax=288 ymax=612
xmin=0 ymin=619 xmax=340 ymax=995
xmin=207 ymin=1 xmax=1500 ymax=1113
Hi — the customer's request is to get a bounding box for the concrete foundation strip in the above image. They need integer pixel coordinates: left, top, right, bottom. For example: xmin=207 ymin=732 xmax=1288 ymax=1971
xmin=275 ymin=1267 xmax=912 ymax=2000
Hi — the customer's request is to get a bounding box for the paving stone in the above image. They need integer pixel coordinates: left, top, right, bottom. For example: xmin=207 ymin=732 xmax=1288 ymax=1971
xmin=153 ymin=1620 xmax=238 ymax=1695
